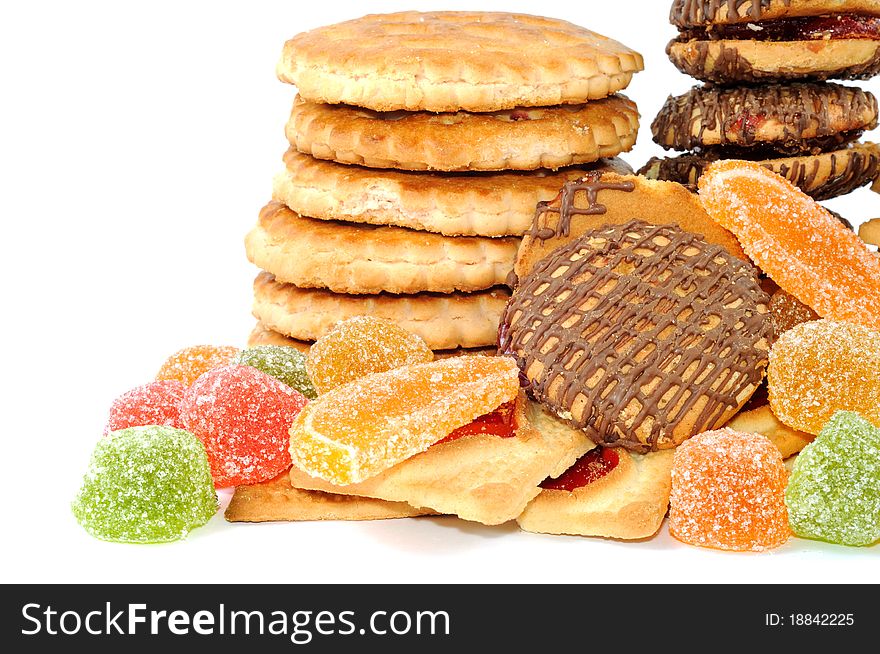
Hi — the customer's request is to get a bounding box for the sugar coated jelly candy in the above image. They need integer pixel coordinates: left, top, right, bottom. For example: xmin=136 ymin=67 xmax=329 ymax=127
xmin=669 ymin=428 xmax=789 ymax=551
xmin=236 ymin=345 xmax=317 ymax=399
xmin=306 ymin=316 xmax=433 ymax=394
xmin=698 ymin=160 xmax=880 ymax=330
xmin=72 ymin=426 xmax=217 ymax=543
xmin=289 ymin=356 xmax=520 ymax=485
xmin=786 ymin=411 xmax=880 ymax=546
xmin=180 ymin=365 xmax=308 ymax=487
xmin=156 ymin=345 xmax=240 ymax=386
xmin=105 ymin=380 xmax=186 ymax=433
xmin=768 ymin=320 xmax=880 ymax=435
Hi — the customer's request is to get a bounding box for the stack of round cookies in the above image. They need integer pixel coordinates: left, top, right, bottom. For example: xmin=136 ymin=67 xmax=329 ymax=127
xmin=245 ymin=11 xmax=644 ymax=352
xmin=640 ymin=0 xmax=880 ymax=201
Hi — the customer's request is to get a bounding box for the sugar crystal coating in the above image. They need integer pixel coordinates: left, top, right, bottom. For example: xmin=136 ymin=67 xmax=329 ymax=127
xmin=105 ymin=380 xmax=187 ymax=433
xmin=289 ymin=355 xmax=521 ymax=485
xmin=236 ymin=345 xmax=317 ymax=399
xmin=669 ymin=428 xmax=789 ymax=551
xmin=306 ymin=316 xmax=433 ymax=394
xmin=72 ymin=426 xmax=217 ymax=543
xmin=699 ymin=161 xmax=880 ymax=330
xmin=180 ymin=365 xmax=308 ymax=487
xmin=156 ymin=345 xmax=240 ymax=386
xmin=785 ymin=411 xmax=880 ymax=546
xmin=768 ymin=320 xmax=880 ymax=435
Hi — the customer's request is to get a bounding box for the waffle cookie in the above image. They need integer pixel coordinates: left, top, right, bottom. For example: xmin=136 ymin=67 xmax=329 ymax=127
xmin=667 ymin=0 xmax=880 ymax=83
xmin=652 ymin=83 xmax=877 ymax=155
xmin=638 ymin=142 xmax=880 ymax=200
xmin=252 ymin=272 xmax=509 ymax=350
xmin=277 ymin=11 xmax=644 ymax=112
xmin=500 ymin=220 xmax=771 ymax=452
xmin=288 ymin=395 xmax=592 ymax=525
xmin=273 ymin=149 xmax=633 ymax=237
xmin=246 ymin=202 xmax=519 ymax=294
xmin=225 ymin=472 xmax=431 ymax=522
xmin=513 ymin=172 xmax=746 ymax=282
xmin=287 ymin=95 xmax=639 ymax=172
xmin=517 ymin=446 xmax=675 ymax=540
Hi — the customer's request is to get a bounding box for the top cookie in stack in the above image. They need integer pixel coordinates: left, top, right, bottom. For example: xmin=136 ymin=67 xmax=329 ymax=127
xmin=247 ymin=12 xmax=643 ymax=352
xmin=640 ymin=0 xmax=880 ymax=201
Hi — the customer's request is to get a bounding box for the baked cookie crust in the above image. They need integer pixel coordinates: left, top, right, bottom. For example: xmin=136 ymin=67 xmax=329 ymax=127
xmin=286 ymin=95 xmax=639 ymax=171
xmin=278 ymin=11 xmax=643 ymax=112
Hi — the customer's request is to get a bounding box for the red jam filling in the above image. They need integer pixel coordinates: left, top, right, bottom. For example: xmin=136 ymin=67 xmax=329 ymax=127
xmin=681 ymin=14 xmax=880 ymax=42
xmin=731 ymin=110 xmax=766 ymax=136
xmin=435 ymin=402 xmax=517 ymax=445
xmin=540 ymin=447 xmax=620 ymax=492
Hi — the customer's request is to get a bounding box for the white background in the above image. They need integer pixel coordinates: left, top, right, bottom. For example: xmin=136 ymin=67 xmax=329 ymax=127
xmin=2 ymin=1 xmax=878 ymax=584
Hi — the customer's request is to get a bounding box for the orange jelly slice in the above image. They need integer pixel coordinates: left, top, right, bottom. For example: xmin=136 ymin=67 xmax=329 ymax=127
xmin=698 ymin=160 xmax=880 ymax=330
xmin=288 ymin=355 xmax=521 ymax=485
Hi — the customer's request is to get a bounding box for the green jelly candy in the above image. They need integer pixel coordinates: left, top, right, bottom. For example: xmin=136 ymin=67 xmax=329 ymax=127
xmin=72 ymin=426 xmax=218 ymax=543
xmin=785 ymin=411 xmax=880 ymax=547
xmin=236 ymin=345 xmax=317 ymax=399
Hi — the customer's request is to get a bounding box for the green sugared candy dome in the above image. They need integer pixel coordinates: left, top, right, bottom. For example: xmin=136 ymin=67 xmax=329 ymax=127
xmin=72 ymin=426 xmax=218 ymax=543
xmin=785 ymin=411 xmax=880 ymax=547
xmin=236 ymin=345 xmax=317 ymax=399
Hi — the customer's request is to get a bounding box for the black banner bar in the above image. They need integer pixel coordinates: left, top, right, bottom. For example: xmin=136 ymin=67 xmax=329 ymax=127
xmin=2 ymin=584 xmax=874 ymax=651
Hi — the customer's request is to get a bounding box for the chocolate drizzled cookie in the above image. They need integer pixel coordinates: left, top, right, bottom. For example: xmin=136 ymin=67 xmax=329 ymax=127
xmin=668 ymin=0 xmax=880 ymax=84
xmin=638 ymin=141 xmax=880 ymax=200
xmin=499 ymin=220 xmax=771 ymax=453
xmin=651 ymin=83 xmax=877 ymax=155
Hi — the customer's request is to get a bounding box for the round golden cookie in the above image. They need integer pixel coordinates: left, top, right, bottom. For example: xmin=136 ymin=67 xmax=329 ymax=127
xmin=652 ymin=83 xmax=877 ymax=155
xmin=670 ymin=0 xmax=880 ymax=27
xmin=273 ymin=149 xmax=633 ymax=237
xmin=277 ymin=12 xmax=644 ymax=112
xmin=246 ymin=202 xmax=519 ymax=295
xmin=638 ymin=142 xmax=880 ymax=201
xmin=513 ymin=172 xmax=747 ymax=282
xmin=287 ymin=95 xmax=639 ymax=172
xmin=252 ymin=272 xmax=509 ymax=350
xmin=500 ymin=220 xmax=771 ymax=453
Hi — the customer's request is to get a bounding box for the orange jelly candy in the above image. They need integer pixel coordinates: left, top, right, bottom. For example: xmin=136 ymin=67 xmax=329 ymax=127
xmin=156 ymin=345 xmax=240 ymax=386
xmin=306 ymin=316 xmax=433 ymax=394
xmin=699 ymin=160 xmax=880 ymax=330
xmin=669 ymin=428 xmax=789 ymax=551
xmin=768 ymin=320 xmax=880 ymax=435
xmin=289 ymin=355 xmax=520 ymax=485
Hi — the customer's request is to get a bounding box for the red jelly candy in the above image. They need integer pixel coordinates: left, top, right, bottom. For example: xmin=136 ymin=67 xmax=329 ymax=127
xmin=105 ymin=380 xmax=187 ymax=433
xmin=180 ymin=365 xmax=308 ymax=487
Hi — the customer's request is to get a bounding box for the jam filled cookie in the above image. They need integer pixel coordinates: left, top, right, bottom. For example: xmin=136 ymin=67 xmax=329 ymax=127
xmin=667 ymin=0 xmax=880 ymax=84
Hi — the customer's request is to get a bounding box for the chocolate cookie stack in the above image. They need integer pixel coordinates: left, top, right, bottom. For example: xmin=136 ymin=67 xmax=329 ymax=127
xmin=245 ymin=11 xmax=643 ymax=352
xmin=640 ymin=0 xmax=880 ymax=201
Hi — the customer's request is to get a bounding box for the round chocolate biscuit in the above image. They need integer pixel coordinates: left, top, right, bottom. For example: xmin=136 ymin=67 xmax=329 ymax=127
xmin=638 ymin=142 xmax=880 ymax=200
xmin=651 ymin=83 xmax=877 ymax=155
xmin=499 ymin=220 xmax=771 ymax=453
